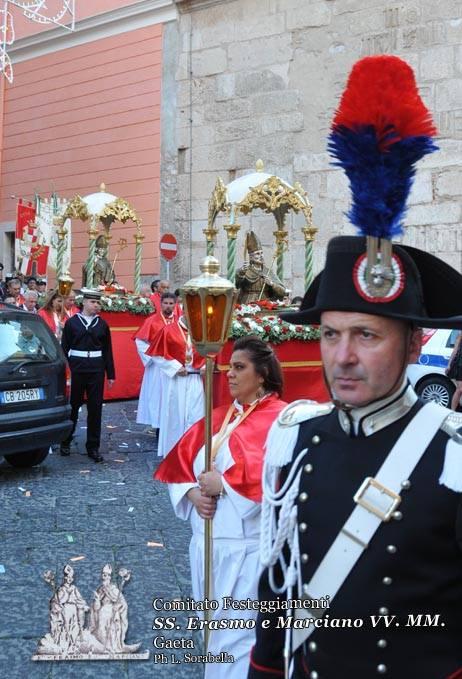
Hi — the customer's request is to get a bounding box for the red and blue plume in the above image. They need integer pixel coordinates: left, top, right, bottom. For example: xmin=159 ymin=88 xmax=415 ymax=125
xmin=328 ymin=55 xmax=438 ymax=239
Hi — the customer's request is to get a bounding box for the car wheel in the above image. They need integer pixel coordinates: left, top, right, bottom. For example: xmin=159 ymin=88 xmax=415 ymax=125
xmin=4 ymin=446 xmax=50 ymax=468
xmin=415 ymin=376 xmax=455 ymax=408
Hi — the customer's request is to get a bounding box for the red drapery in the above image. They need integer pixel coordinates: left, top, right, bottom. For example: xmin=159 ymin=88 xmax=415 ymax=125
xmin=101 ymin=311 xmax=145 ymax=400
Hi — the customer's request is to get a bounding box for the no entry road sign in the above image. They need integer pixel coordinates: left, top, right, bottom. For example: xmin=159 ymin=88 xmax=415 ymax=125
xmin=159 ymin=233 xmax=178 ymax=261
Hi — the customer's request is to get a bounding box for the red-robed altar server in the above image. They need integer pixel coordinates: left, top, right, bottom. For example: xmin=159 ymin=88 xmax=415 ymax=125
xmin=133 ymin=293 xmax=177 ymax=429
xmin=147 ymin=315 xmax=205 ymax=457
xmin=154 ymin=336 xmax=286 ymax=679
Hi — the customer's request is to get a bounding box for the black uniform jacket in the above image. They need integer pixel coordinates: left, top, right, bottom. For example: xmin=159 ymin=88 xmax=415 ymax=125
xmin=61 ymin=314 xmax=115 ymax=379
xmin=249 ymin=400 xmax=462 ymax=679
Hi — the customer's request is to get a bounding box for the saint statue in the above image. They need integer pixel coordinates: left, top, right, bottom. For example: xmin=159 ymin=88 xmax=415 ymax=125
xmin=89 ymin=564 xmax=140 ymax=654
xmin=235 ymin=230 xmax=287 ymax=304
xmin=82 ymin=234 xmax=115 ymax=287
xmin=37 ymin=564 xmax=89 ymax=655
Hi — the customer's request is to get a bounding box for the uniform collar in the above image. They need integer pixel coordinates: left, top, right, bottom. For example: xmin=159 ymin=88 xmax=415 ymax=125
xmin=336 ymin=378 xmax=418 ymax=437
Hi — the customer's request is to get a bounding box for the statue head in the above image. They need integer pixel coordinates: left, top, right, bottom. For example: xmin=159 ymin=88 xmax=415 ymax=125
xmin=63 ymin=564 xmax=74 ymax=584
xmin=245 ymin=231 xmax=264 ymax=266
xmin=95 ymin=235 xmax=108 ymax=258
xmin=101 ymin=564 xmax=112 ymax=582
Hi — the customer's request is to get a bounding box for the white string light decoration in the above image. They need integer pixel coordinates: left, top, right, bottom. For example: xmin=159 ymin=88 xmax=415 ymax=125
xmin=1 ymin=0 xmax=75 ymax=83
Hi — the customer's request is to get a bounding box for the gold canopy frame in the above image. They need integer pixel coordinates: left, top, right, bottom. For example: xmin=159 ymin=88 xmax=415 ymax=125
xmin=203 ymin=160 xmax=317 ymax=287
xmin=57 ymin=184 xmax=144 ymax=292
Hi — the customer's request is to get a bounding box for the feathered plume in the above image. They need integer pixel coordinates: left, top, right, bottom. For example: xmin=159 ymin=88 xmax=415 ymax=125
xmin=328 ymin=55 xmax=438 ymax=239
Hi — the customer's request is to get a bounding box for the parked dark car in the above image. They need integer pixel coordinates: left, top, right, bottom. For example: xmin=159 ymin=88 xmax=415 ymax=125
xmin=0 ymin=303 xmax=72 ymax=467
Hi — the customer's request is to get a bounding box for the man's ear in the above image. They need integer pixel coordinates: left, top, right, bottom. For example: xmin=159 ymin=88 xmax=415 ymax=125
xmin=408 ymin=326 xmax=423 ymax=365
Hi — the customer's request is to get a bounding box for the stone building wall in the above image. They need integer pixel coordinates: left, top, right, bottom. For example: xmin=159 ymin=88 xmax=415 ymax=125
xmin=162 ymin=0 xmax=462 ymax=294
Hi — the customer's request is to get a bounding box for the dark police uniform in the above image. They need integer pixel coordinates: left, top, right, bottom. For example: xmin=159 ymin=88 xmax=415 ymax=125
xmin=61 ymin=310 xmax=114 ymax=460
xmin=249 ymin=386 xmax=462 ymax=679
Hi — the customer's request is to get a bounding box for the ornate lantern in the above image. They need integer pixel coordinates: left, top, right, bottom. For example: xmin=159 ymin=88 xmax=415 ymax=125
xmin=57 ymin=272 xmax=74 ymax=297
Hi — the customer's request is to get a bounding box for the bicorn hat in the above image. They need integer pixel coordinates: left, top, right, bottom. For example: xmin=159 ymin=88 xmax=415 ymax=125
xmin=281 ymin=56 xmax=462 ymax=330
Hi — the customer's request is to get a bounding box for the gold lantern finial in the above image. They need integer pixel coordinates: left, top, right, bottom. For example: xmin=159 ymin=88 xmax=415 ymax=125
xmin=99 ymin=182 xmax=106 ymax=192
xmin=255 ymin=159 xmax=264 ymax=172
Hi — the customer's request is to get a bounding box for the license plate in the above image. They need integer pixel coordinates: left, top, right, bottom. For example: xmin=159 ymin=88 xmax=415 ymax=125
xmin=0 ymin=387 xmax=44 ymax=404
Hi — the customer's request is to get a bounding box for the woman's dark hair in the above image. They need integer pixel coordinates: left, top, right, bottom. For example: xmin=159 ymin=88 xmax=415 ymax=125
xmin=232 ymin=335 xmax=283 ymax=397
xmin=151 ymin=279 xmax=160 ymax=292
xmin=42 ymin=289 xmax=63 ymax=312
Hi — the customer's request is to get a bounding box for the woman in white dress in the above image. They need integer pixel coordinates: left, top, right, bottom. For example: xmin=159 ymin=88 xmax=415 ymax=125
xmin=155 ymin=336 xmax=286 ymax=678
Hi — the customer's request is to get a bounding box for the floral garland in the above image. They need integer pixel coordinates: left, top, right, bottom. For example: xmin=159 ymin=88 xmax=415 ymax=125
xmin=74 ymin=293 xmax=153 ymax=315
xmin=70 ymin=297 xmax=320 ymax=340
xmin=230 ymin=303 xmax=320 ymax=343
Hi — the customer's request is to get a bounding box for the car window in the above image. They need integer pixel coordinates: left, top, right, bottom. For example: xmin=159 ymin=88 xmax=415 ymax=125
xmin=0 ymin=315 xmax=59 ymax=363
xmin=446 ymin=329 xmax=460 ymax=349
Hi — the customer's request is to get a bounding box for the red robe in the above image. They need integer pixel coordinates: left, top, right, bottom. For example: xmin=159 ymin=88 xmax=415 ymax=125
xmin=146 ymin=321 xmax=204 ymax=370
xmin=132 ymin=312 xmax=174 ymax=343
xmin=154 ymin=393 xmax=286 ymax=501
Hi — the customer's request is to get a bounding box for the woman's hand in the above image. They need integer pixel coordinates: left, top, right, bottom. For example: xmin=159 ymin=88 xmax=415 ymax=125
xmin=197 ymin=468 xmax=223 ymax=497
xmin=186 ymin=487 xmax=217 ymax=519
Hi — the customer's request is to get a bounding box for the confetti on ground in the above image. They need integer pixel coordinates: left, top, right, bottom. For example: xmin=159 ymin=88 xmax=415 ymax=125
xmin=67 ymin=535 xmax=74 ymax=543
xmin=116 ymin=482 xmax=125 ymax=486
xmin=113 ymin=459 xmax=125 ymax=463
xmin=0 ymin=565 xmax=5 ymax=574
xmin=106 ymin=425 xmax=118 ymax=429
xmin=128 ymin=507 xmax=134 ymax=512
xmin=147 ymin=541 xmax=164 ymax=548
xmin=18 ymin=487 xmax=26 ymax=492
xmin=70 ymin=556 xmax=85 ymax=562
xmin=79 ymin=470 xmax=91 ymax=474
xmin=80 ymin=426 xmax=87 ymax=430
xmin=119 ymin=443 xmax=129 ymax=447
xmin=97 ymin=480 xmax=110 ymax=484
xmin=103 ymin=497 xmax=118 ymax=501
xmin=136 ymin=443 xmax=141 ymax=447
xmin=25 ymin=491 xmax=31 ymax=497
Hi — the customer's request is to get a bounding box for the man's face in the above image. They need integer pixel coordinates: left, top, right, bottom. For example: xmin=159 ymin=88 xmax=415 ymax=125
xmin=320 ymin=311 xmax=422 ymax=407
xmin=250 ymin=250 xmax=264 ymax=265
xmin=82 ymin=298 xmax=101 ymax=316
xmin=8 ymin=281 xmax=20 ymax=298
xmin=161 ymin=298 xmax=175 ymax=316
xmin=27 ymin=280 xmax=37 ymax=290
xmin=24 ymin=296 xmax=37 ymax=311
xmin=159 ymin=280 xmax=170 ymax=293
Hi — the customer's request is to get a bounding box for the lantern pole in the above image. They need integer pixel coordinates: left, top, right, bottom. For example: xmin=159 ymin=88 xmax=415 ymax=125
xmin=180 ymin=257 xmax=237 ymax=651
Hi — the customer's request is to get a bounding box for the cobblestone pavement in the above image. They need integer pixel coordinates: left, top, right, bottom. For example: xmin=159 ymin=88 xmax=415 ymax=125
xmin=0 ymin=400 xmax=204 ymax=679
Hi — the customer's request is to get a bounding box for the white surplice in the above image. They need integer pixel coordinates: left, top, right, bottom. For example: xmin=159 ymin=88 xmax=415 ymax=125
xmin=154 ymin=355 xmax=204 ymax=458
xmin=168 ymin=405 xmax=262 ymax=679
xmin=135 ymin=338 xmax=165 ymax=428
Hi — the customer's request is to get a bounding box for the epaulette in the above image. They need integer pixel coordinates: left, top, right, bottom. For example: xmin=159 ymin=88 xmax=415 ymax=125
xmin=440 ymin=411 xmax=462 ymax=444
xmin=277 ymin=399 xmax=334 ymax=428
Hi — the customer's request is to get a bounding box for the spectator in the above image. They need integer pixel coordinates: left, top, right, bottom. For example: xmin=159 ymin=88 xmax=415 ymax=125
xmin=23 ymin=290 xmax=38 ymax=312
xmin=38 ymin=290 xmax=65 ymax=340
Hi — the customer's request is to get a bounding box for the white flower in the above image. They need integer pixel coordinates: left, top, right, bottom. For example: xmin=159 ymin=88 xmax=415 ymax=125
xmin=107 ymin=299 xmax=112 ymax=307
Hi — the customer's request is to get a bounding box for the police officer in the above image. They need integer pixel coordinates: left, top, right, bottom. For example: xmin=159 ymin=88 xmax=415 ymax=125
xmin=60 ymin=288 xmax=115 ymax=462
xmin=248 ymin=56 xmax=462 ymax=679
